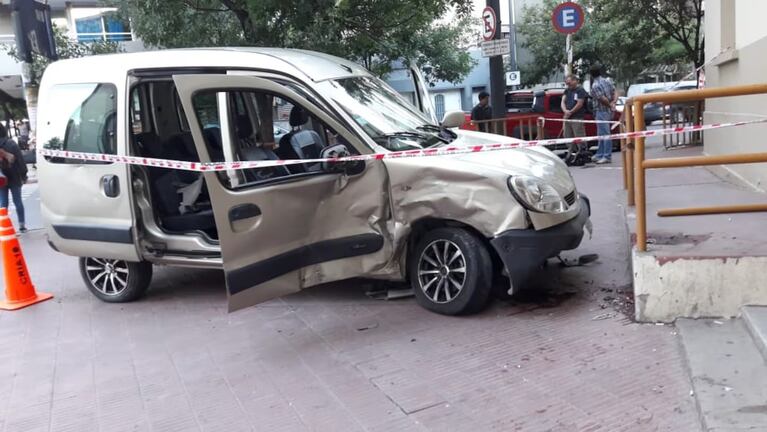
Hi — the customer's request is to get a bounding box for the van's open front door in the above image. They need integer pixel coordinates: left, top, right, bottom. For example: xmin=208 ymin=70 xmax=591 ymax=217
xmin=173 ymin=74 xmax=392 ymax=311
xmin=409 ymin=62 xmax=439 ymax=124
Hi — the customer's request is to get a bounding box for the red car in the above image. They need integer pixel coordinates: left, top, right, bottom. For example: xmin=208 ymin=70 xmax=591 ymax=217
xmin=462 ymin=89 xmax=622 ymax=155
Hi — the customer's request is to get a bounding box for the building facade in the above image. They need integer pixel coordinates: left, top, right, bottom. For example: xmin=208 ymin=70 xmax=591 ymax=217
xmin=0 ymin=0 xmax=144 ymax=102
xmin=387 ymin=50 xmax=493 ymax=117
xmin=387 ymin=0 xmax=547 ymax=117
xmin=704 ymin=0 xmax=767 ymax=190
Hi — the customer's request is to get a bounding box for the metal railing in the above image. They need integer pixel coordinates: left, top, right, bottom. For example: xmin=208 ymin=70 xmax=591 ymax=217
xmin=468 ymin=114 xmax=543 ymax=140
xmin=661 ymin=101 xmax=704 ymax=149
xmin=623 ymin=83 xmax=767 ymax=252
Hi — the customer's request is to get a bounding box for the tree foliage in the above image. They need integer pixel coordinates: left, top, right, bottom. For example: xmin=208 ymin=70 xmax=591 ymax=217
xmin=517 ymin=0 xmax=703 ymax=87
xmin=630 ymin=0 xmax=704 ymax=68
xmin=2 ymin=25 xmax=121 ymax=89
xmin=113 ymin=0 xmax=476 ymax=83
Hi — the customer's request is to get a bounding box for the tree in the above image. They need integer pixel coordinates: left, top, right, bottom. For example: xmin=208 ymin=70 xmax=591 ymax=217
xmin=2 ymin=25 xmax=121 ymax=135
xmin=517 ymin=0 xmax=700 ymax=88
xmin=631 ymin=0 xmax=704 ymax=69
xmin=113 ymin=0 xmax=476 ymax=84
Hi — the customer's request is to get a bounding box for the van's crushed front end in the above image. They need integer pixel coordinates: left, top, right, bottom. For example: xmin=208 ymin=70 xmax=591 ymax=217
xmin=491 ymin=195 xmax=591 ymax=294
xmin=386 ymin=130 xmax=592 ymax=296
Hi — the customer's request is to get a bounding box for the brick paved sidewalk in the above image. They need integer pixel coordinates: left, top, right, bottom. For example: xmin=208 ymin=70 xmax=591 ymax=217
xmin=0 ymin=159 xmax=700 ymax=432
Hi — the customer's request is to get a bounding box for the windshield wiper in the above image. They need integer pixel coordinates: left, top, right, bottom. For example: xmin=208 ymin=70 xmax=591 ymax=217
xmin=416 ymin=124 xmax=457 ymax=141
xmin=378 ymin=130 xmax=448 ymax=143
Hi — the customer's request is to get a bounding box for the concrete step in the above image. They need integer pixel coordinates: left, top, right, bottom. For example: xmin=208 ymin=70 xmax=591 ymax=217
xmin=743 ymin=306 xmax=767 ymax=362
xmin=677 ymin=318 xmax=767 ymax=431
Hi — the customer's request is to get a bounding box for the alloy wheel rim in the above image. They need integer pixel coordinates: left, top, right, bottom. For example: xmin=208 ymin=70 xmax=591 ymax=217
xmin=84 ymin=258 xmax=129 ymax=296
xmin=417 ymin=239 xmax=467 ymax=304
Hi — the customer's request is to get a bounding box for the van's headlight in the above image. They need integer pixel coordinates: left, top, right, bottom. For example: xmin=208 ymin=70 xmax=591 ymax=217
xmin=508 ymin=176 xmax=567 ymax=214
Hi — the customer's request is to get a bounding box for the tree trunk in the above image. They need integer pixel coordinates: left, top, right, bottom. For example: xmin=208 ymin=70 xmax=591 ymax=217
xmin=219 ymin=0 xmax=258 ymax=42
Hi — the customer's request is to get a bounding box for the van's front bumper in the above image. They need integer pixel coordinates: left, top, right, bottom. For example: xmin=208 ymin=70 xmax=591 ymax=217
xmin=490 ymin=196 xmax=591 ymax=292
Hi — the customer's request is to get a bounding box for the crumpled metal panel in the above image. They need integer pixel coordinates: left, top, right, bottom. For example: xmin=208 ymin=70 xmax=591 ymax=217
xmin=385 ymin=130 xmax=577 ymax=237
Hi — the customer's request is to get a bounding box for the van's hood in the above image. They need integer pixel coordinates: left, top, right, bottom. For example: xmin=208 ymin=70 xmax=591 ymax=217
xmin=382 ymin=129 xmax=581 ymax=237
xmin=446 ymin=129 xmax=575 ymax=195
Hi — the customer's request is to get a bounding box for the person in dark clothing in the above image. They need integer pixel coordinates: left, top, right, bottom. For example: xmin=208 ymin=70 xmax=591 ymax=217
xmin=471 ymin=91 xmax=492 ymax=133
xmin=560 ymin=74 xmax=589 ymax=160
xmin=0 ymin=124 xmax=28 ymax=233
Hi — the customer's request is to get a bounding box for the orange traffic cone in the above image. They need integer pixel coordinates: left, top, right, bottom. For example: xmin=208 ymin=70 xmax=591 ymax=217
xmin=0 ymin=208 xmax=53 ymax=310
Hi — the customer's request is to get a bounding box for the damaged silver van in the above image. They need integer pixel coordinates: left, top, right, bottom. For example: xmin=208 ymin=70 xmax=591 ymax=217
xmin=37 ymin=48 xmax=591 ymax=315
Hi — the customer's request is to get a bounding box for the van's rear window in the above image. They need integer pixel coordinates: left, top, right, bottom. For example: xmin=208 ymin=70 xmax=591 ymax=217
xmin=42 ymin=83 xmax=118 ymax=156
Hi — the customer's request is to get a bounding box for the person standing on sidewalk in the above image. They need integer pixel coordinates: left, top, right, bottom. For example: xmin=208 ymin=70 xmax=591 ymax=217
xmin=561 ymin=74 xmax=588 ymax=164
xmin=471 ymin=91 xmax=492 ymax=133
xmin=18 ymin=120 xmax=29 ymax=150
xmin=589 ymin=65 xmax=617 ymax=164
xmin=0 ymin=124 xmax=28 ymax=233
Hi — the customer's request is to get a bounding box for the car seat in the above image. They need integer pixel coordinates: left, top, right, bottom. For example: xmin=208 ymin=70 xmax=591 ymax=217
xmin=233 ymin=116 xmax=290 ymax=182
xmin=277 ymin=106 xmax=323 ymax=173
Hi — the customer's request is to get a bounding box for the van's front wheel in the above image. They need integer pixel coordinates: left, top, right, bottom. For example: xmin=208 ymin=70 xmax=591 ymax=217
xmin=409 ymin=228 xmax=492 ymax=316
xmin=79 ymin=257 xmax=152 ymax=302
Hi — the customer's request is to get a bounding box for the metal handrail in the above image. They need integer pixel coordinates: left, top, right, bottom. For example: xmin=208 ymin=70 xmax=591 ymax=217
xmin=468 ymin=114 xmax=543 ymax=140
xmin=622 ymin=83 xmax=767 ymax=252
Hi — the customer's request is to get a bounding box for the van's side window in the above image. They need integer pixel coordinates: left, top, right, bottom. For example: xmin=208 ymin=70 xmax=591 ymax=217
xmin=42 ymin=84 xmax=118 ymax=159
xmin=190 ymin=90 xmax=353 ymax=189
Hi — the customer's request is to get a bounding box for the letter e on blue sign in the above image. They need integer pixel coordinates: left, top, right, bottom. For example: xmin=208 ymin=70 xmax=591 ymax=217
xmin=551 ymin=2 xmax=585 ymax=34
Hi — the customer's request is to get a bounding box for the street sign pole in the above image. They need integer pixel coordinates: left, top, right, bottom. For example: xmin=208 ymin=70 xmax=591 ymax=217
xmin=508 ymin=0 xmax=518 ymax=72
xmin=486 ymin=0 xmax=506 ymax=122
xmin=565 ymin=33 xmax=572 ymax=76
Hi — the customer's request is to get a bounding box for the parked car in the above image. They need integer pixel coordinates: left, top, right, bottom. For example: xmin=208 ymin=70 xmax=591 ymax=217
xmin=460 ymin=89 xmax=622 ymax=154
xmin=640 ymin=84 xmax=699 ymax=125
xmin=615 ymin=96 xmax=626 ymax=114
xmin=37 ymin=48 xmax=591 ymax=316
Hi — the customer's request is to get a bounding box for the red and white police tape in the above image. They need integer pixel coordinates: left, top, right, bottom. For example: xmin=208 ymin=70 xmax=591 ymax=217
xmin=37 ymin=118 xmax=767 ymax=172
xmin=538 ymin=117 xmax=621 ymax=130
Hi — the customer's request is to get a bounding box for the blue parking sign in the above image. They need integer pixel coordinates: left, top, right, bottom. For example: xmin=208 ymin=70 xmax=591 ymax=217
xmin=552 ymin=2 xmax=585 ymax=34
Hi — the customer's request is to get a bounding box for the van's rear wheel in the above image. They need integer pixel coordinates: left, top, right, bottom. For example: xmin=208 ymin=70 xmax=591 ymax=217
xmin=79 ymin=257 xmax=152 ymax=302
xmin=409 ymin=228 xmax=492 ymax=316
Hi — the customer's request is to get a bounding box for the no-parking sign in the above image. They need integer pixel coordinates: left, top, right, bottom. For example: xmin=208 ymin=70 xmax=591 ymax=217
xmin=482 ymin=6 xmax=497 ymax=41
xmin=551 ymin=2 xmax=584 ymax=34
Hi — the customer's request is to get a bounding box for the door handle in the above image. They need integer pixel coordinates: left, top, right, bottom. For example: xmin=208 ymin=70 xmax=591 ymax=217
xmin=101 ymin=175 xmax=120 ymax=198
xmin=229 ymin=203 xmax=261 ymax=222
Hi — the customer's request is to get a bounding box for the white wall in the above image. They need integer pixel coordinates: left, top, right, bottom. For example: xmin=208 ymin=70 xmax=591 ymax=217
xmin=735 ymin=1 xmax=767 ymax=49
xmin=704 ymin=0 xmax=767 ymax=191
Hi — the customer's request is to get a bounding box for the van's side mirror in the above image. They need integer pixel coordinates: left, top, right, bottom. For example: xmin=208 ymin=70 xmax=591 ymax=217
xmin=321 ymin=144 xmax=365 ymax=176
xmin=441 ymin=111 xmax=466 ymax=129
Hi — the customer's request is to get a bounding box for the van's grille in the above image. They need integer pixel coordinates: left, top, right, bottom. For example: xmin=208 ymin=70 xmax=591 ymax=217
xmin=564 ymin=191 xmax=577 ymax=206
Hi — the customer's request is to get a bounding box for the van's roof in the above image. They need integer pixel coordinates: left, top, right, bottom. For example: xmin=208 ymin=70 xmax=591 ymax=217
xmin=41 ymin=47 xmax=371 ymax=86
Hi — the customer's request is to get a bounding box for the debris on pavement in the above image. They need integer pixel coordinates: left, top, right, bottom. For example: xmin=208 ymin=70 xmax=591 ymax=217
xmin=556 ymin=253 xmax=599 ymax=267
xmin=365 ymin=282 xmax=414 ymax=300
xmin=356 ymin=323 xmax=380 ymax=332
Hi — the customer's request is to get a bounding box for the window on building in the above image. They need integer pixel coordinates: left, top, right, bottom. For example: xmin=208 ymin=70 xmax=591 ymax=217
xmin=75 ymin=11 xmax=132 ymax=42
xmin=434 ymin=94 xmax=445 ymax=121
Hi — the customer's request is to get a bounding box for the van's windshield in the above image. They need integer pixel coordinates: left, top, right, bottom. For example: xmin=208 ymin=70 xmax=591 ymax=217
xmin=321 ymin=76 xmax=455 ymax=151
